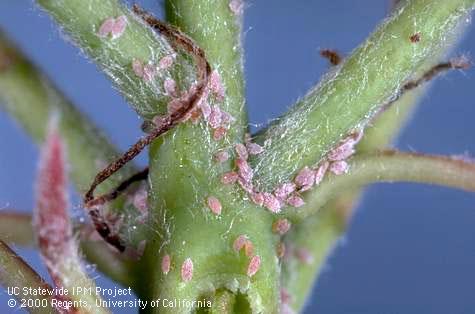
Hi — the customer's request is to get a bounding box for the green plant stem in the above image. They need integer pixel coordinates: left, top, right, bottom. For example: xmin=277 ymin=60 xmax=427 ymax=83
xmin=0 ymin=212 xmax=35 ymax=247
xmin=0 ymin=240 xmax=56 ymax=314
xmin=36 ymin=0 xmax=176 ymax=119
xmin=137 ymin=1 xmax=279 ymax=313
xmin=251 ymin=0 xmax=475 ymax=191
xmin=0 ymin=31 xmax=137 ymax=196
xmin=0 ymin=212 xmax=132 ymax=287
xmin=281 ymin=5 xmax=472 ymax=308
xmin=285 ymin=150 xmax=475 ymax=222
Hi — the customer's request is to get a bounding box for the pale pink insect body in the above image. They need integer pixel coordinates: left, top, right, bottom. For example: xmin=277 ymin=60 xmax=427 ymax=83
xmin=294 ymin=166 xmax=315 ymax=191
xmin=272 ymin=218 xmax=291 ymax=235
xmin=233 ymin=235 xmax=248 ymax=252
xmin=262 ymin=192 xmax=282 ymax=213
xmin=286 ymin=194 xmax=305 ymax=208
xmin=161 ymin=254 xmax=171 ymax=275
xmin=207 ymin=196 xmax=222 ymax=215
xmin=221 ymin=171 xmax=239 ymax=185
xmin=181 ymin=258 xmax=193 ymax=282
xmin=329 ymin=160 xmax=349 ymax=175
xmin=247 ymin=255 xmax=261 ymax=277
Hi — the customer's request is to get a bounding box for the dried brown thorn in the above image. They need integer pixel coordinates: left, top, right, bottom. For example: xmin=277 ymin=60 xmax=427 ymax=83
xmin=83 ymin=5 xmax=211 ymax=251
xmin=320 ymin=49 xmax=342 ymax=66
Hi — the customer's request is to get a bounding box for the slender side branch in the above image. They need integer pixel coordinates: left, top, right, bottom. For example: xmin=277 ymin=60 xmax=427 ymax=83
xmin=0 ymin=212 xmax=132 ymax=288
xmin=286 ymin=150 xmax=475 ymax=221
xmin=0 ymin=240 xmax=56 ymax=314
xmin=37 ymin=0 xmax=177 ymax=119
xmin=0 ymin=31 xmax=137 ymax=195
xmin=251 ymin=0 xmax=475 ymax=191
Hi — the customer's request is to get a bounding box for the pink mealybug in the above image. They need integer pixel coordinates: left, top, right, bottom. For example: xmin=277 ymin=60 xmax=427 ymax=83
xmin=247 ymin=255 xmax=261 ymax=277
xmin=209 ymin=70 xmax=226 ymax=101
xmin=181 ymin=258 xmax=193 ymax=282
xmin=98 ymin=17 xmax=116 ymax=38
xmin=295 ymin=248 xmax=314 ymax=265
xmin=221 ymin=172 xmax=239 ymax=185
xmin=161 ymin=254 xmax=171 ymax=275
xmin=200 ymin=99 xmax=212 ymax=120
xmin=281 ymin=288 xmax=292 ymax=304
xmin=329 ymin=160 xmax=349 ymax=175
xmin=244 ymin=240 xmax=254 ymax=257
xmin=214 ymin=150 xmax=230 ymax=163
xmin=235 ymin=158 xmax=253 ymax=183
xmin=208 ymin=105 xmax=223 ymax=129
xmin=250 ymin=191 xmax=265 ymax=206
xmin=207 ymin=196 xmax=222 ymax=215
xmin=286 ymin=194 xmax=305 ymax=208
xmin=294 ymin=166 xmax=315 ymax=191
xmin=111 ymin=15 xmax=128 ymax=39
xmin=158 ymin=54 xmax=175 ymax=70
xmin=314 ymin=160 xmax=330 ymax=186
xmin=143 ymin=63 xmax=158 ymax=82
xmin=132 ymin=186 xmax=148 ymax=214
xmin=263 ymin=192 xmax=282 ymax=213
xmin=233 ymin=234 xmax=248 ymax=252
xmin=132 ymin=59 xmax=144 ymax=78
xmin=272 ymin=218 xmax=291 ymax=235
xmin=229 ymin=0 xmax=244 ymax=15
xmin=237 ymin=177 xmax=254 ymax=194
xmin=246 ymin=142 xmax=264 ymax=155
xmin=273 ymin=182 xmax=296 ymax=201
xmin=235 ymin=143 xmax=248 ymax=160
xmin=327 ymin=139 xmax=355 ymax=161
xmin=163 ymin=78 xmax=178 ymax=97
xmin=213 ymin=127 xmax=227 ymax=141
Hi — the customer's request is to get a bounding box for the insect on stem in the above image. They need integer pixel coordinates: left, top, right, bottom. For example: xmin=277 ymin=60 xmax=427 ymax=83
xmin=83 ymin=5 xmax=211 ymax=252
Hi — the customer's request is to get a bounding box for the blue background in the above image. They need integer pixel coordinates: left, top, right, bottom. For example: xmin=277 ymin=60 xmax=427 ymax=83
xmin=1 ymin=1 xmax=475 ymax=313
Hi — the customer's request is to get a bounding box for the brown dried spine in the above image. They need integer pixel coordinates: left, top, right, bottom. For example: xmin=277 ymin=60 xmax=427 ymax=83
xmin=83 ymin=5 xmax=211 ymax=252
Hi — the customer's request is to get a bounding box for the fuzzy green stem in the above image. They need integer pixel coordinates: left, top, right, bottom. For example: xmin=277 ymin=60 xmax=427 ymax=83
xmin=36 ymin=0 xmax=176 ymax=119
xmin=0 ymin=31 xmax=136 ymax=196
xmin=286 ymin=150 xmax=475 ymax=222
xmin=0 ymin=212 xmax=132 ymax=287
xmin=251 ymin=0 xmax=474 ymax=191
xmin=0 ymin=240 xmax=56 ymax=314
xmin=138 ymin=1 xmax=278 ymax=313
xmin=281 ymin=8 xmax=472 ymax=308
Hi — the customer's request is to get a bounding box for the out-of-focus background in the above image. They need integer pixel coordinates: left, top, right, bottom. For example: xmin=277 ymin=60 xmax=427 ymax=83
xmin=1 ymin=1 xmax=474 ymax=313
